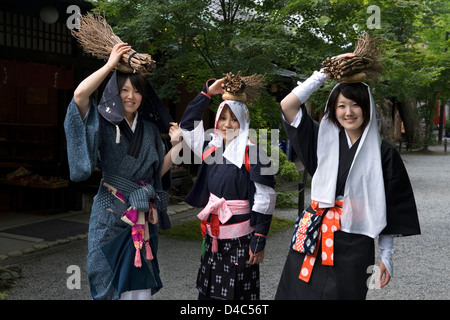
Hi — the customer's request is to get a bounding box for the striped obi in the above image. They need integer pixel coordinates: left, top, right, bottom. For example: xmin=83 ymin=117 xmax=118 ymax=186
xmin=198 ymin=193 xmax=254 ymax=253
xmin=102 ymin=179 xmax=157 ymax=268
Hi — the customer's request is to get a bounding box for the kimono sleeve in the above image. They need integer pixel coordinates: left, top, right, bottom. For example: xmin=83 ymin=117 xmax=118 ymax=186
xmin=149 ymin=123 xmax=172 ymax=230
xmin=63 ymin=97 xmax=100 ymax=182
xmin=249 ymin=145 xmax=276 ymax=216
xmin=152 ymin=123 xmax=171 ymax=192
xmin=183 ymin=141 xmax=212 ymax=208
xmin=281 ymin=104 xmax=320 ymax=176
xmin=179 ymin=81 xmax=215 ymax=158
xmin=381 ymin=142 xmax=421 ymax=236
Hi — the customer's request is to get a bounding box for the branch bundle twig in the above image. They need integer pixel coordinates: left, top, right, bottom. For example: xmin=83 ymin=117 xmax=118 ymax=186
xmin=71 ymin=14 xmax=156 ymax=75
xmin=221 ymin=72 xmax=265 ymax=104
xmin=322 ymin=33 xmax=383 ymax=83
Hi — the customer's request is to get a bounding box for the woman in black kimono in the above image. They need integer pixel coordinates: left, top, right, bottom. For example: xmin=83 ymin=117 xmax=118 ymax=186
xmin=171 ymin=76 xmax=276 ymax=300
xmin=275 ymin=53 xmax=420 ymax=300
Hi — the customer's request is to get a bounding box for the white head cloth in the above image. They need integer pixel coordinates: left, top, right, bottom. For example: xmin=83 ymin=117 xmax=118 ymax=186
xmin=311 ymin=83 xmax=386 ymax=238
xmin=180 ymin=99 xmax=252 ymax=168
xmin=208 ymin=100 xmax=252 ymax=168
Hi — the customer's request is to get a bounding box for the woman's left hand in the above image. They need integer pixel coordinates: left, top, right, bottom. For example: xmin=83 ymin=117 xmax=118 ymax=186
xmin=377 ymin=260 xmax=391 ymax=288
xmin=162 ymin=122 xmax=183 ymax=176
xmin=248 ymin=248 xmax=264 ymax=265
xmin=106 ymin=43 xmax=132 ymax=71
xmin=207 ymin=78 xmax=225 ymax=96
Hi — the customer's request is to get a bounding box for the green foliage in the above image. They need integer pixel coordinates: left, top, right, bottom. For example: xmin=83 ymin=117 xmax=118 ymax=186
xmin=368 ymin=0 xmax=450 ymax=148
xmin=0 ymin=265 xmax=22 ymax=298
xmin=445 ymin=121 xmax=450 ymax=134
xmin=247 ymin=90 xmax=284 ymax=135
xmin=159 ymin=218 xmax=202 ymax=242
xmin=280 ymin=149 xmax=299 ymax=182
xmin=92 ymin=0 xmax=293 ymax=103
xmin=90 ymin=0 xmax=450 ymax=146
xmin=280 ymin=162 xmax=300 ymax=182
xmin=275 ymin=191 xmax=298 ymax=209
xmin=266 ymin=145 xmax=300 ymax=182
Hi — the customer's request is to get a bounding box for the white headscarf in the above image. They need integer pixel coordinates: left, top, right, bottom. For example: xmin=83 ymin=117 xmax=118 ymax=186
xmin=208 ymin=100 xmax=252 ymax=168
xmin=181 ymin=99 xmax=252 ymax=168
xmin=311 ymin=83 xmax=387 ymax=238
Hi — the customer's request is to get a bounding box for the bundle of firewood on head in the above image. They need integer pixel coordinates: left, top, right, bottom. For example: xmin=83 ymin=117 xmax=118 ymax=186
xmin=71 ymin=14 xmax=156 ymax=75
xmin=322 ymin=33 xmax=383 ymax=83
xmin=221 ymin=71 xmax=265 ymax=104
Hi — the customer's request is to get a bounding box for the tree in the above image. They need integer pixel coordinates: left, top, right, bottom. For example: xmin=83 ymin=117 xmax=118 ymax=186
xmin=90 ymin=0 xmax=449 ymax=149
xmin=92 ymin=0 xmax=292 ymax=131
xmin=277 ymin=0 xmax=449 ymax=148
xmin=361 ymin=0 xmax=449 ymax=149
xmin=370 ymin=0 xmax=450 ymax=150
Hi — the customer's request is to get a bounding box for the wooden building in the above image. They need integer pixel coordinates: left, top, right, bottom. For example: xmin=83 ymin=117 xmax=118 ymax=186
xmin=0 ymin=0 xmax=100 ymax=213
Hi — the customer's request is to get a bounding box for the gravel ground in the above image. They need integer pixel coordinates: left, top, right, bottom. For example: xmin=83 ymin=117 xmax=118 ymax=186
xmin=3 ymin=145 xmax=449 ymax=300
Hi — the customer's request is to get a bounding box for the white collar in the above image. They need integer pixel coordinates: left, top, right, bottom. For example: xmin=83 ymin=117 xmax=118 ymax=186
xmin=127 ymin=112 xmax=138 ymax=133
xmin=344 ymin=130 xmax=353 ymax=148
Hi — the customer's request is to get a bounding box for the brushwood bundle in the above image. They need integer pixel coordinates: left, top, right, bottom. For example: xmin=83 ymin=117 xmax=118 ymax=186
xmin=71 ymin=14 xmax=156 ymax=75
xmin=221 ymin=72 xmax=265 ymax=104
xmin=322 ymin=33 xmax=383 ymax=83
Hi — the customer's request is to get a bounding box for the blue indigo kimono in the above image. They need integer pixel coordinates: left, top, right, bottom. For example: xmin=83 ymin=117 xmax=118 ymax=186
xmin=64 ymin=72 xmax=171 ymax=300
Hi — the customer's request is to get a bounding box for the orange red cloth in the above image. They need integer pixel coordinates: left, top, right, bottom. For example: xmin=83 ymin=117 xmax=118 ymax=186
xmin=296 ymin=199 xmax=343 ymax=282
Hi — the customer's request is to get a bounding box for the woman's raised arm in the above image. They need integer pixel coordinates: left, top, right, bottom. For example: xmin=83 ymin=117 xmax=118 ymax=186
xmin=73 ymin=43 xmax=131 ymax=118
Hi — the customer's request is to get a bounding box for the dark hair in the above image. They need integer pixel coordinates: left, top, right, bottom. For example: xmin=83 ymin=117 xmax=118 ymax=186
xmin=324 ymin=82 xmax=370 ymax=130
xmin=116 ymin=71 xmax=147 ymax=101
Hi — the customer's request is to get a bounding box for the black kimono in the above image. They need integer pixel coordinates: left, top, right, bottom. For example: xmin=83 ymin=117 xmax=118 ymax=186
xmin=275 ymin=104 xmax=421 ymax=300
xmin=180 ymin=85 xmax=276 ymax=300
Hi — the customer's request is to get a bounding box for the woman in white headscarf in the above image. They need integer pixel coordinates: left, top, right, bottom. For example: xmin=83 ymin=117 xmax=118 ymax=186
xmin=275 ymin=53 xmax=420 ymax=300
xmin=171 ymin=75 xmax=276 ymax=300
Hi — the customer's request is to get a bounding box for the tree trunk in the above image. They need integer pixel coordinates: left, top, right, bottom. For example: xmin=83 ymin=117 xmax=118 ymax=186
xmin=376 ymin=98 xmax=395 ymax=145
xmin=397 ymin=96 xmax=423 ymax=150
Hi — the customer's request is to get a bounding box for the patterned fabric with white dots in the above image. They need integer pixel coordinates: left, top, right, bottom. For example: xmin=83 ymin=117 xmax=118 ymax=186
xmin=290 ymin=198 xmax=343 ymax=282
xmin=196 ymin=233 xmax=259 ymax=300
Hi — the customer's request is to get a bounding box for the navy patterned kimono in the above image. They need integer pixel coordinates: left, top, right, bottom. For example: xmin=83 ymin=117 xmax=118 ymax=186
xmin=191 ymin=145 xmax=273 ymax=300
xmin=64 ymin=72 xmax=171 ymax=300
xmin=180 ymin=88 xmax=276 ymax=300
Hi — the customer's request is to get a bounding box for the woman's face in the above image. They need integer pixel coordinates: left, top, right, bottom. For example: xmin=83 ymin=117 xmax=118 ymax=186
xmin=217 ymin=105 xmax=240 ymax=143
xmin=335 ymin=93 xmax=365 ymax=139
xmin=120 ymin=78 xmax=142 ymax=118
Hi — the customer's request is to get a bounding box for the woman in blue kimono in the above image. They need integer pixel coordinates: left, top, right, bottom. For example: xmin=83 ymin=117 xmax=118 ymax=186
xmin=64 ymin=43 xmax=175 ymax=300
xmin=173 ymin=75 xmax=277 ymax=300
xmin=275 ymin=53 xmax=421 ymax=299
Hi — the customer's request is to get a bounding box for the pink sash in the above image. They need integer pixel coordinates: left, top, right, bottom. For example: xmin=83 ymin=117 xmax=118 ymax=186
xmin=198 ymin=193 xmax=253 ymax=252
